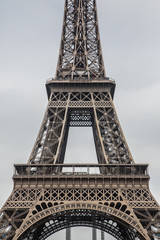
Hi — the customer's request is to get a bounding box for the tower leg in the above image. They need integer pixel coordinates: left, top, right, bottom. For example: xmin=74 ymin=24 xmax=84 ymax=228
xmin=92 ymin=228 xmax=97 ymax=240
xmin=66 ymin=227 xmax=71 ymax=240
xmin=101 ymin=230 xmax=104 ymax=240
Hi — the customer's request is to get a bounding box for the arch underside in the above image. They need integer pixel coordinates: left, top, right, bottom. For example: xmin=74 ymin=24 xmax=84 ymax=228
xmin=19 ymin=209 xmax=144 ymax=240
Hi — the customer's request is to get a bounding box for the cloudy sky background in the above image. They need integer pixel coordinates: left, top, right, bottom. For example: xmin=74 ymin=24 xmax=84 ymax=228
xmin=0 ymin=0 xmax=160 ymax=239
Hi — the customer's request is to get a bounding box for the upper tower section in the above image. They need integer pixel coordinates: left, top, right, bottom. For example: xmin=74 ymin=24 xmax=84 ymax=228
xmin=56 ymin=0 xmax=106 ymax=80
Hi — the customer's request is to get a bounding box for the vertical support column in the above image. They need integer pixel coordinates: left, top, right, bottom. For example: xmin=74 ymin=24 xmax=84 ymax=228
xmin=28 ymin=92 xmax=70 ymax=165
xmin=66 ymin=228 xmax=71 ymax=240
xmin=92 ymin=228 xmax=97 ymax=240
xmin=91 ymin=93 xmax=108 ymax=164
xmin=101 ymin=230 xmax=104 ymax=240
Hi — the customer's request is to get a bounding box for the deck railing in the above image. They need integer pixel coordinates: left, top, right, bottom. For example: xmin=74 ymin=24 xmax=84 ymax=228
xmin=14 ymin=164 xmax=148 ymax=177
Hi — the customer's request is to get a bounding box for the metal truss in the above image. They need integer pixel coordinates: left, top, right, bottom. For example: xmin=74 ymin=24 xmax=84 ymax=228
xmin=0 ymin=0 xmax=160 ymax=239
xmin=0 ymin=203 xmax=149 ymax=240
xmin=19 ymin=209 xmax=145 ymax=240
xmin=28 ymin=91 xmax=133 ymax=165
xmin=0 ymin=164 xmax=160 ymax=240
xmin=1 ymin=87 xmax=160 ymax=239
xmin=56 ymin=0 xmax=105 ymax=80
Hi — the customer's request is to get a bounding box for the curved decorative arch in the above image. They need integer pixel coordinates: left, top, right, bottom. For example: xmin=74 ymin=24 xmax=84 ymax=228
xmin=14 ymin=202 xmax=148 ymax=240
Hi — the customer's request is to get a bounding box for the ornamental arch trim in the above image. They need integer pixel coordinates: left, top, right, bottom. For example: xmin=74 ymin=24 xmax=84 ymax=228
xmin=14 ymin=202 xmax=148 ymax=240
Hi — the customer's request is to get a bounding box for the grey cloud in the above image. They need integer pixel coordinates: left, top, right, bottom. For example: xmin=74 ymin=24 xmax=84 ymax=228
xmin=0 ymin=0 xmax=159 ymax=239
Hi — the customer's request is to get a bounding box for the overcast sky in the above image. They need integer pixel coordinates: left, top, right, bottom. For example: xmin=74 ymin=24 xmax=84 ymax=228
xmin=0 ymin=0 xmax=160 ymax=239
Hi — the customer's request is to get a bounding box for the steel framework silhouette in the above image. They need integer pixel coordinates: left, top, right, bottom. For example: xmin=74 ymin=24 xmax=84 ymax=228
xmin=0 ymin=0 xmax=160 ymax=239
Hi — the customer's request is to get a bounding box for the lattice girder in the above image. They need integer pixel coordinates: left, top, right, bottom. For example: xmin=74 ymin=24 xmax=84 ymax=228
xmin=18 ymin=208 xmax=145 ymax=240
xmin=1 ymin=83 xmax=160 ymax=239
xmin=10 ymin=202 xmax=149 ymax=240
xmin=1 ymin=165 xmax=159 ymax=240
xmin=56 ymin=0 xmax=105 ymax=80
xmin=1 ymin=0 xmax=160 ymax=239
xmin=0 ymin=209 xmax=29 ymax=240
xmin=28 ymin=88 xmax=134 ymax=165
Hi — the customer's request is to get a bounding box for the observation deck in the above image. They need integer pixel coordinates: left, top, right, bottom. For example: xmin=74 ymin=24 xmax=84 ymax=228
xmin=13 ymin=164 xmax=149 ymax=190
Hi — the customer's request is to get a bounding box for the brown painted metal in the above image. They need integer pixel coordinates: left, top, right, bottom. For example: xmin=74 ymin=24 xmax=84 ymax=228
xmin=0 ymin=0 xmax=160 ymax=239
xmin=56 ymin=0 xmax=105 ymax=80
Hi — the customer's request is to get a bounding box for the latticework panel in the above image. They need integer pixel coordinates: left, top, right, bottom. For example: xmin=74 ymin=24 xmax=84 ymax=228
xmin=28 ymin=93 xmax=70 ymax=165
xmin=10 ymin=189 xmax=41 ymax=202
xmin=56 ymin=0 xmax=105 ymax=80
xmin=0 ymin=209 xmax=29 ymax=240
xmin=1 ymin=184 xmax=160 ymax=240
xmin=1 ymin=0 xmax=160 ymax=239
xmin=42 ymin=188 xmax=122 ymax=202
xmin=5 ymin=188 xmax=122 ymax=205
xmin=121 ymin=189 xmax=160 ymax=239
xmin=94 ymin=107 xmax=133 ymax=164
xmin=24 ymin=210 xmax=142 ymax=240
xmin=28 ymin=91 xmax=133 ymax=165
xmin=4 ymin=189 xmax=41 ymax=208
xmin=1 ymin=189 xmax=160 ymax=240
xmin=122 ymin=189 xmax=158 ymax=208
xmin=14 ymin=203 xmax=148 ymax=240
xmin=134 ymin=209 xmax=160 ymax=239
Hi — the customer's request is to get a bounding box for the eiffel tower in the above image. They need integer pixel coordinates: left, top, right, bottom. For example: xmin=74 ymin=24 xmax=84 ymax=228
xmin=0 ymin=0 xmax=160 ymax=239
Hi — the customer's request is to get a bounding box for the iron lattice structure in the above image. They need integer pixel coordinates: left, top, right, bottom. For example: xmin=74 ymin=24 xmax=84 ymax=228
xmin=0 ymin=0 xmax=160 ymax=239
xmin=56 ymin=0 xmax=105 ymax=80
